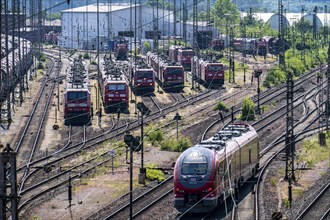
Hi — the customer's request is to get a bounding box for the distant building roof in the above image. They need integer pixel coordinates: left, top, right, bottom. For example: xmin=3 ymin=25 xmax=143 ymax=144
xmin=61 ymin=3 xmax=138 ymax=13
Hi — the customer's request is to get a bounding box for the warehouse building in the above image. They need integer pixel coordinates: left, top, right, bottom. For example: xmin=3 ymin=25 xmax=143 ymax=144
xmin=58 ymin=3 xmax=217 ymax=50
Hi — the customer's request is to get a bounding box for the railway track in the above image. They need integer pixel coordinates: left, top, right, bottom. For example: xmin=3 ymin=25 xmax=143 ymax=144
xmin=295 ymin=181 xmax=330 ymax=220
xmin=15 ymin=56 xmax=59 ymax=194
xmin=14 ymin=50 xmax=328 ymax=218
xmin=90 ymin=176 xmax=173 ymax=220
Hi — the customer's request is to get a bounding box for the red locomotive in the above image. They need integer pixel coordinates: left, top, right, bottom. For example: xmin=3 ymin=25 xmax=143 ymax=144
xmin=130 ymin=63 xmax=155 ymax=94
xmin=100 ymin=58 xmax=129 ymax=113
xmin=146 ymin=52 xmax=185 ymax=90
xmin=177 ymin=48 xmax=195 ymax=71
xmin=191 ymin=56 xmax=225 ymax=87
xmin=210 ymin=39 xmax=225 ymax=51
xmin=174 ymin=123 xmax=259 ymax=213
xmin=64 ymin=58 xmax=91 ymax=125
xmin=114 ymin=37 xmax=129 ymax=60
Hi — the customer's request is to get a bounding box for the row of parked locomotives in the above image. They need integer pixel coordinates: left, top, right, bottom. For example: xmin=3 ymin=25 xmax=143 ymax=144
xmin=128 ymin=59 xmax=155 ymax=95
xmin=1 ymin=35 xmax=32 ymax=123
xmin=174 ymin=123 xmax=260 ymax=213
xmin=146 ymin=52 xmax=185 ymax=91
xmin=100 ymin=57 xmax=129 ymax=113
xmin=191 ymin=56 xmax=225 ymax=88
xmin=64 ymin=58 xmax=91 ymax=126
xmin=168 ymin=45 xmax=195 ymax=71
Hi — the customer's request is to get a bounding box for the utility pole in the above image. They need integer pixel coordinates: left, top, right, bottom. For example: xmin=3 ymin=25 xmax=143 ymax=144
xmin=182 ymin=1 xmax=187 ymax=44
xmin=326 ymin=44 xmax=330 ymax=131
xmin=229 ymin=26 xmax=235 ymax=83
xmin=301 ymin=6 xmax=306 ymax=62
xmin=278 ymin=1 xmax=285 ymax=67
xmin=313 ymin=6 xmax=318 ymax=40
xmin=280 ymin=0 xmax=295 ymax=208
xmin=0 ymin=144 xmax=19 ymax=220
xmin=173 ymin=0 xmax=176 ymax=37
xmin=192 ymin=0 xmax=198 ymax=90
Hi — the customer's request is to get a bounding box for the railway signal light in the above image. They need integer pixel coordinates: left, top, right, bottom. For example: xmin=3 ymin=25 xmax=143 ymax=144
xmin=254 ymin=69 xmax=262 ymax=78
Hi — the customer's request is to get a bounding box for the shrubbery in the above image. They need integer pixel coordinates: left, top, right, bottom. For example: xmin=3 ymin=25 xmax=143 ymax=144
xmin=38 ymin=54 xmax=46 ymax=62
xmin=240 ymin=97 xmax=255 ymax=121
xmin=37 ymin=62 xmax=45 ymax=69
xmin=83 ymin=53 xmax=90 ymax=59
xmin=148 ymin=129 xmax=164 ymax=144
xmin=214 ymin=101 xmax=229 ymax=112
xmin=146 ymin=163 xmax=165 ymax=181
xmin=160 ymin=137 xmax=191 ymax=152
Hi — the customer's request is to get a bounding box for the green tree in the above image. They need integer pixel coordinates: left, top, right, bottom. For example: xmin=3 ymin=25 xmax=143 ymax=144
xmin=211 ymin=0 xmax=240 ymax=34
xmin=241 ymin=97 xmax=255 ymax=121
xmin=143 ymin=41 xmax=151 ymax=53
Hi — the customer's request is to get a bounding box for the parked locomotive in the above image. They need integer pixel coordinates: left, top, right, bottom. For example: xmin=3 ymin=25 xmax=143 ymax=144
xmin=191 ymin=56 xmax=225 ymax=87
xmin=64 ymin=58 xmax=91 ymax=125
xmin=177 ymin=48 xmax=195 ymax=71
xmin=114 ymin=37 xmax=129 ymax=60
xmin=100 ymin=57 xmax=129 ymax=113
xmin=210 ymin=39 xmax=225 ymax=51
xmin=174 ymin=123 xmax=259 ymax=213
xmin=129 ymin=61 xmax=155 ymax=95
xmin=146 ymin=52 xmax=185 ymax=90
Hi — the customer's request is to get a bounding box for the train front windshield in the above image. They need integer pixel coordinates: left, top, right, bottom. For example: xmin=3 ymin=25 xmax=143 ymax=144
xmin=108 ymin=84 xmax=126 ymax=91
xmin=67 ymin=92 xmax=87 ymax=102
xmin=181 ymin=155 xmax=208 ymax=175
xmin=167 ymin=67 xmax=183 ymax=75
xmin=136 ymin=71 xmax=153 ymax=78
xmin=208 ymin=65 xmax=223 ymax=72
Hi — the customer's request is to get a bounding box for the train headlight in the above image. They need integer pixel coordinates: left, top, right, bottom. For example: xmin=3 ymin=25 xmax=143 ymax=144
xmin=202 ymin=187 xmax=213 ymax=193
xmin=175 ymin=188 xmax=184 ymax=193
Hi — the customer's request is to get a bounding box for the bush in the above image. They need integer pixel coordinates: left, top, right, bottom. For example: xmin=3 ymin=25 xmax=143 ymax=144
xmin=143 ymin=41 xmax=151 ymax=53
xmin=38 ymin=54 xmax=46 ymax=62
xmin=146 ymin=163 xmax=165 ymax=181
xmin=241 ymin=97 xmax=255 ymax=121
xmin=91 ymin=61 xmax=97 ymax=65
xmin=148 ymin=129 xmax=164 ymax=144
xmin=37 ymin=62 xmax=44 ymax=69
xmin=83 ymin=53 xmax=90 ymax=59
xmin=214 ymin=101 xmax=229 ymax=112
xmin=160 ymin=137 xmax=191 ymax=152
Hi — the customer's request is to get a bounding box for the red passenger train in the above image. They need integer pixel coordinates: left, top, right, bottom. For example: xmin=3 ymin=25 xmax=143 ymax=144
xmin=100 ymin=58 xmax=129 ymax=113
xmin=64 ymin=58 xmax=91 ymax=125
xmin=174 ymin=123 xmax=259 ymax=213
xmin=146 ymin=52 xmax=185 ymax=90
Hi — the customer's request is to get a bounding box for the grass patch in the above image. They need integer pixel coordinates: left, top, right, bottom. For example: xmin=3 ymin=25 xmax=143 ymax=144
xmin=297 ymin=135 xmax=330 ymax=168
xmin=293 ymin=188 xmax=303 ymax=198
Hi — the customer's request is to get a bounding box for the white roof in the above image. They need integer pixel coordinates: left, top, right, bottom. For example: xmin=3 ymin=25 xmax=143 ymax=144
xmin=62 ymin=3 xmax=138 ymax=13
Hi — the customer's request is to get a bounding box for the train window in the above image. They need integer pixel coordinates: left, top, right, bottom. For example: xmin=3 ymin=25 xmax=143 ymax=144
xmin=182 ymin=162 xmax=207 ymax=175
xmin=208 ymin=65 xmax=223 ymax=71
xmin=180 ymin=51 xmax=194 ymax=56
xmin=181 ymin=155 xmax=208 ymax=175
xmin=68 ymin=92 xmax=87 ymax=101
xmin=249 ymin=149 xmax=252 ymax=164
xmin=136 ymin=71 xmax=153 ymax=78
xmin=108 ymin=84 xmax=126 ymax=91
xmin=166 ymin=67 xmax=183 ymax=75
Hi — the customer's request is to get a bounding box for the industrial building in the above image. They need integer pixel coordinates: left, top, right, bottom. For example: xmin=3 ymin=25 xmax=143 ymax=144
xmin=59 ymin=3 xmax=217 ymax=50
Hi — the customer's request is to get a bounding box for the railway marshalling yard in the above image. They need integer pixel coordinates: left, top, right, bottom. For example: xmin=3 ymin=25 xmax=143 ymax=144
xmin=1 ymin=48 xmax=329 ymax=220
